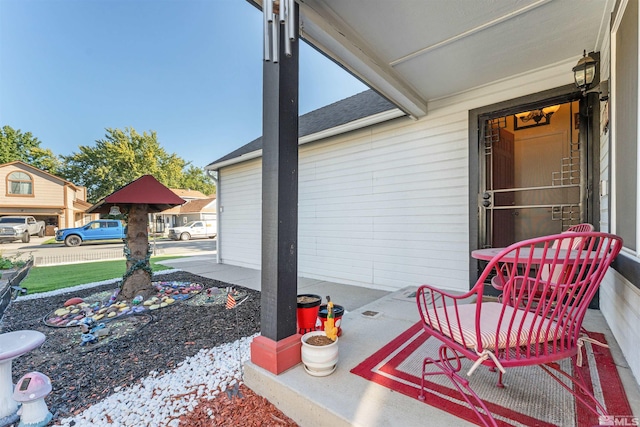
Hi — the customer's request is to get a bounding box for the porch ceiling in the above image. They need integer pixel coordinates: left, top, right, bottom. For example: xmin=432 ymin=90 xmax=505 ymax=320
xmin=253 ymin=0 xmax=614 ymax=118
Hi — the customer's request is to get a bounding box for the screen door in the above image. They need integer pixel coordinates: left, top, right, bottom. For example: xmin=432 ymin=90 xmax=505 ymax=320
xmin=478 ymin=101 xmax=586 ymax=248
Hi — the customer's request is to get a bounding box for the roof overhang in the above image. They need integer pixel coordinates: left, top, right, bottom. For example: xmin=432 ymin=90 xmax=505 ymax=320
xmin=250 ymin=0 xmax=613 ymax=119
xmin=296 ymin=1 xmax=428 ymax=118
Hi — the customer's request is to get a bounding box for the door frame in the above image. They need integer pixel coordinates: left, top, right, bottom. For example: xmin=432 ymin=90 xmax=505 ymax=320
xmin=468 ymin=83 xmax=600 ymax=287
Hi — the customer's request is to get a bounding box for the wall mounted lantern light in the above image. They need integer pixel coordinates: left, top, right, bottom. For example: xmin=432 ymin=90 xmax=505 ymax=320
xmin=514 ymin=105 xmax=561 ymax=130
xmin=573 ymin=50 xmax=597 ymax=92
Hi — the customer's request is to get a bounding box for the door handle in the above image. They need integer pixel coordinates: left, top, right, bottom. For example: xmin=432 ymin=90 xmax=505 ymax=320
xmin=481 ymin=192 xmax=491 ymax=207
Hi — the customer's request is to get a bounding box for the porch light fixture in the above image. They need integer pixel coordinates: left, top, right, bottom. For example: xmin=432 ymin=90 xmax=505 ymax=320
xmin=263 ymin=0 xmax=296 ymax=62
xmin=573 ymin=50 xmax=597 ymax=92
xmin=514 ymin=105 xmax=560 ymax=129
xmin=108 ymin=205 xmax=121 ymax=216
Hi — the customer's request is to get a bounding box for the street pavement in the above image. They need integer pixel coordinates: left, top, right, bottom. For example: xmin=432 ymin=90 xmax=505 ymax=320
xmin=0 ymin=236 xmax=216 ymax=263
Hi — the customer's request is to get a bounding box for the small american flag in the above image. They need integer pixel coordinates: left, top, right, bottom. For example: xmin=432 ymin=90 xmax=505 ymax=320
xmin=226 ymin=292 xmax=236 ymax=310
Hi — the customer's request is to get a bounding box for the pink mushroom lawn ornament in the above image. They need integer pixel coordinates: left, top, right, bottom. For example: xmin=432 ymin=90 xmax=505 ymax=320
xmin=12 ymin=371 xmax=52 ymax=427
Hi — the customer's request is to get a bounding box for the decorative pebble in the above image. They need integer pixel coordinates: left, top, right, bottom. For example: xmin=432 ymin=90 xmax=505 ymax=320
xmin=64 ymin=297 xmax=84 ymax=307
xmin=55 ymin=334 xmax=256 ymax=427
xmin=43 ymin=280 xmax=203 ymax=328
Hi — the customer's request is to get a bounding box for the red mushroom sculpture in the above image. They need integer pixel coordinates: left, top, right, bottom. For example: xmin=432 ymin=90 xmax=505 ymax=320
xmin=87 ymin=175 xmax=186 ymax=300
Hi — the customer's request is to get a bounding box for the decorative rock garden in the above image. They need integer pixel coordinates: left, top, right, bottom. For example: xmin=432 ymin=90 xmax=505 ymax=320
xmin=2 ymin=271 xmax=262 ymax=426
xmin=44 ymin=281 xmax=204 ymax=328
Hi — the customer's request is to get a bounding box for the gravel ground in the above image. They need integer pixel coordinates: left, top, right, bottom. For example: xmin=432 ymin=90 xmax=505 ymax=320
xmin=0 ymin=271 xmax=284 ymax=426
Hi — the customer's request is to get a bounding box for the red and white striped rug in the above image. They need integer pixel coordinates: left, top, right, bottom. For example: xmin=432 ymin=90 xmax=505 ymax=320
xmin=351 ymin=322 xmax=633 ymax=426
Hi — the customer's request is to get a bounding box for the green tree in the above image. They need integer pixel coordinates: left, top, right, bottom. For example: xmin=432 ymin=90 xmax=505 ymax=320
xmin=180 ymin=165 xmax=216 ymax=196
xmin=59 ymin=127 xmax=215 ymax=203
xmin=0 ymin=125 xmax=60 ymax=172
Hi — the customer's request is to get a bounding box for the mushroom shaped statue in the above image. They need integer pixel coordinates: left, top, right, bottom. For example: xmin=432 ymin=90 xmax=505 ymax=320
xmin=13 ymin=372 xmax=52 ymax=427
xmin=87 ymin=175 xmax=186 ymax=300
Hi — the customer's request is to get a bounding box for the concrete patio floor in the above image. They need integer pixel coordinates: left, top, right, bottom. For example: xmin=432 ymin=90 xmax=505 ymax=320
xmin=161 ymin=255 xmax=640 ymax=427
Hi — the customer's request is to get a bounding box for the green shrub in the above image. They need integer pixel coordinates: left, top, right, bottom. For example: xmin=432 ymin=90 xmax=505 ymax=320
xmin=0 ymin=252 xmax=26 ymax=269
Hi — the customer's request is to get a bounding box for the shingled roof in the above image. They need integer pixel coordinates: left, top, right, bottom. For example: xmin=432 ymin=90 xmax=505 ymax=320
xmin=162 ymin=197 xmax=216 ymax=214
xmin=206 ymin=89 xmax=401 ymax=168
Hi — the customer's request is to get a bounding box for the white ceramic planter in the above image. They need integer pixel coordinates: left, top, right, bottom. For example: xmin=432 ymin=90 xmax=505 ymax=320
xmin=301 ymin=331 xmax=339 ymax=377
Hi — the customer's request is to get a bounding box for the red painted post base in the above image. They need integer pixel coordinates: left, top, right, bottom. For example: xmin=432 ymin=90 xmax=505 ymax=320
xmin=250 ymin=334 xmax=302 ymax=375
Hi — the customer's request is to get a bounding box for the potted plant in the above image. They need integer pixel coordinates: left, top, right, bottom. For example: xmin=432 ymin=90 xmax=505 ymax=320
xmin=296 ymin=294 xmax=321 ymax=334
xmin=300 ymin=296 xmax=339 ymax=376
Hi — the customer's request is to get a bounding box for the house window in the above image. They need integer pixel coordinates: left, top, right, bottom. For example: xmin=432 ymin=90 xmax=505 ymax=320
xmin=612 ymin=0 xmax=638 ymax=253
xmin=7 ymin=171 xmax=33 ymax=196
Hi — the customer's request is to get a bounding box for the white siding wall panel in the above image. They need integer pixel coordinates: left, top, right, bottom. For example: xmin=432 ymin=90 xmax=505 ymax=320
xmin=297 ymin=110 xmax=470 ymax=291
xmin=219 ymin=159 xmax=262 ymax=269
xmin=600 ymin=271 xmax=640 ymax=384
xmin=217 ymin=60 xmax=576 ymax=292
xmin=598 ymin=17 xmax=640 ymax=385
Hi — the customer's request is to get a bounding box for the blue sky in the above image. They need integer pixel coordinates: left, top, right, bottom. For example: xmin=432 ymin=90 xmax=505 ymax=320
xmin=0 ymin=0 xmax=367 ymax=168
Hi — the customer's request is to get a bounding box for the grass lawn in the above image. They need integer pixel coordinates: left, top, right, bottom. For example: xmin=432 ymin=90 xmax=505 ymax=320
xmin=20 ymin=256 xmax=182 ymax=294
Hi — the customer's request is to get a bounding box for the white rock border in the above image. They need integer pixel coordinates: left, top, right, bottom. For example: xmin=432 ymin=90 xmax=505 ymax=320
xmin=18 ymin=268 xmax=261 ymax=427
xmin=53 ymin=333 xmax=258 ymax=427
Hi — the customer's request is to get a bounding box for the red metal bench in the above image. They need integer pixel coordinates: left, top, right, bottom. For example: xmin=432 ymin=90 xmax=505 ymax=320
xmin=416 ymin=231 xmax=622 ymax=426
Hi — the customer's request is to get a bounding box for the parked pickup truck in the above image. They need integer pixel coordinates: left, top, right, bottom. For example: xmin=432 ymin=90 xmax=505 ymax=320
xmin=55 ymin=219 xmax=126 ymax=247
xmin=168 ymin=220 xmax=216 ymax=241
xmin=0 ymin=216 xmax=46 ymax=243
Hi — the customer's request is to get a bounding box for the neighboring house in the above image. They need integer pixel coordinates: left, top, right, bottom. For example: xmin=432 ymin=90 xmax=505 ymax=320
xmin=206 ymin=1 xmax=640 ymax=381
xmin=153 ymin=189 xmax=216 ymax=233
xmin=0 ymin=161 xmax=97 ymax=232
xmin=169 ymin=188 xmax=208 ymax=201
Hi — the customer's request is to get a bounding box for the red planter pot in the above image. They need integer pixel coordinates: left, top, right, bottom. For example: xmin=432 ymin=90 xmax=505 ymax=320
xmin=296 ymin=294 xmax=321 ymax=334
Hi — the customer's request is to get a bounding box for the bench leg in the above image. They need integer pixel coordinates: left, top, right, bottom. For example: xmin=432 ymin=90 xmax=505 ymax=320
xmin=540 ymin=362 xmax=608 ymax=419
xmin=419 ymin=345 xmax=498 ymax=427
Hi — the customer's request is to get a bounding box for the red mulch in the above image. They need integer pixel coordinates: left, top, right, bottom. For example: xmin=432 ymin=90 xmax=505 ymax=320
xmin=178 ymin=385 xmax=299 ymax=426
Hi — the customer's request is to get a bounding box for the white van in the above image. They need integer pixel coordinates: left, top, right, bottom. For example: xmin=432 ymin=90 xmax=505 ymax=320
xmin=168 ymin=220 xmax=216 ymax=241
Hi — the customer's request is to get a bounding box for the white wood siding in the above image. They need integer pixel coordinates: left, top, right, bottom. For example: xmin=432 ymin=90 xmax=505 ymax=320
xmin=598 ymin=10 xmax=640 ymax=385
xmin=218 ymin=60 xmax=575 ymax=292
xmin=601 ymin=271 xmax=640 ymax=383
xmin=299 ymin=113 xmax=469 ymax=291
xmin=219 ymin=159 xmax=262 ymax=268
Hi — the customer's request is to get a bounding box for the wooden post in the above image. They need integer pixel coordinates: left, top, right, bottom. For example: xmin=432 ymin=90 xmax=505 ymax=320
xmin=251 ymin=2 xmax=301 ymax=374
